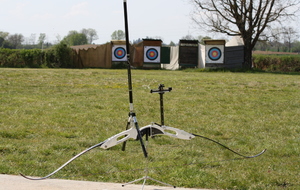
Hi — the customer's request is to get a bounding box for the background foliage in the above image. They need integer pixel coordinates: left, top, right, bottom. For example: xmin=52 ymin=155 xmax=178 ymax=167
xmin=253 ymin=54 xmax=300 ymax=72
xmin=1 ymin=45 xmax=300 ymax=72
xmin=0 ymin=42 xmax=73 ymax=68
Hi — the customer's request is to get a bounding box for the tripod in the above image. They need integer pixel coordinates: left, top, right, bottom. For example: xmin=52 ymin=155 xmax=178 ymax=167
xmin=120 ymin=0 xmax=147 ymax=159
xmin=121 ymin=1 xmax=175 ymax=189
xmin=122 ymin=129 xmax=175 ymax=188
xmin=122 ymin=84 xmax=176 ymax=189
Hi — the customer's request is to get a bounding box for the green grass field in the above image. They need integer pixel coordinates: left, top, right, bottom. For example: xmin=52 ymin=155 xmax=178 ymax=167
xmin=0 ymin=68 xmax=299 ymax=189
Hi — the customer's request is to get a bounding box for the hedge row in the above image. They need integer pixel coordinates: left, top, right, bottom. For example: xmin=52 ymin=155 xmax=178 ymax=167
xmin=253 ymin=54 xmax=300 ymax=72
xmin=0 ymin=42 xmax=73 ymax=68
xmin=1 ymin=46 xmax=300 ymax=72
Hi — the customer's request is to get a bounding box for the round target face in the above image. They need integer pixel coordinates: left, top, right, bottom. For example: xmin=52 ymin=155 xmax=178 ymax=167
xmin=146 ymin=48 xmax=159 ymax=61
xmin=208 ymin=47 xmax=222 ymax=61
xmin=114 ymin=47 xmax=126 ymax=59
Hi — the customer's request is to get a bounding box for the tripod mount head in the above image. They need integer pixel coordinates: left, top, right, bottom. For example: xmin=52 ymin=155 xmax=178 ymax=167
xmin=150 ymin=84 xmax=172 ymax=94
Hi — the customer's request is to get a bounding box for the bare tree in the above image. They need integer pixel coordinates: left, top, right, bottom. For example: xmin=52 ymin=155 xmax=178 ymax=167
xmin=270 ymin=27 xmax=282 ymax=52
xmin=38 ymin=33 xmax=46 ymax=49
xmin=191 ymin=0 xmax=300 ymax=69
xmin=7 ymin=34 xmax=24 ymax=49
xmin=81 ymin=28 xmax=99 ymax=44
xmin=55 ymin=34 xmax=62 ymax=44
xmin=28 ymin=33 xmax=36 ymax=45
xmin=282 ymin=27 xmax=299 ymax=52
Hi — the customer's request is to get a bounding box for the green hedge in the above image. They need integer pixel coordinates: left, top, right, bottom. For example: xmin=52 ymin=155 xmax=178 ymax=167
xmin=0 ymin=42 xmax=73 ymax=68
xmin=1 ymin=47 xmax=300 ymax=72
xmin=253 ymin=54 xmax=300 ymax=72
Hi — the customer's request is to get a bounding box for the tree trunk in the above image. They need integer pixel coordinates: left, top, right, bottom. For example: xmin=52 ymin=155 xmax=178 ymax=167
xmin=243 ymin=42 xmax=253 ymax=69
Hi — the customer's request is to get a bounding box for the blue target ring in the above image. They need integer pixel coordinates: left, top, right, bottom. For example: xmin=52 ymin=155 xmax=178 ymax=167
xmin=208 ymin=47 xmax=222 ymax=61
xmin=146 ymin=48 xmax=159 ymax=61
xmin=114 ymin=47 xmax=126 ymax=59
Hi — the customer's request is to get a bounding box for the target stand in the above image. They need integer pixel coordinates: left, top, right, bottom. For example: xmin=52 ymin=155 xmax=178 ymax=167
xmin=144 ymin=46 xmax=161 ymax=63
xmin=204 ymin=40 xmax=226 ymax=65
xmin=141 ymin=39 xmax=162 ymax=69
xmin=112 ymin=45 xmax=127 ymax=62
xmin=111 ymin=41 xmax=128 ymax=69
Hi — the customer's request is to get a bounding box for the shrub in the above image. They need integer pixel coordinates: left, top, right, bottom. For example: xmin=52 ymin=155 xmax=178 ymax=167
xmin=44 ymin=48 xmax=56 ymax=68
xmin=253 ymin=54 xmax=300 ymax=72
xmin=0 ymin=42 xmax=74 ymax=68
xmin=20 ymin=49 xmax=45 ymax=68
xmin=0 ymin=49 xmax=24 ymax=67
xmin=51 ymin=42 xmax=73 ymax=68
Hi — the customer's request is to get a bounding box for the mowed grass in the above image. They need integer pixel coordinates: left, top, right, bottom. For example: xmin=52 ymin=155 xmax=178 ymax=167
xmin=0 ymin=68 xmax=299 ymax=189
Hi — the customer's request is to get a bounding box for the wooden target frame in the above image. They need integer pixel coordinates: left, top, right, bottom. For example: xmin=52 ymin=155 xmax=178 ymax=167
xmin=205 ymin=44 xmax=224 ymax=64
xmin=112 ymin=45 xmax=127 ymax=62
xmin=144 ymin=46 xmax=161 ymax=63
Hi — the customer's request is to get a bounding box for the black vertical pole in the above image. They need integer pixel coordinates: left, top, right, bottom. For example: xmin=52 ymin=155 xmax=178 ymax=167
xmin=150 ymin=84 xmax=172 ymax=126
xmin=123 ymin=0 xmax=147 ymax=158
xmin=123 ymin=0 xmax=134 ymax=112
xmin=160 ymin=92 xmax=164 ymax=125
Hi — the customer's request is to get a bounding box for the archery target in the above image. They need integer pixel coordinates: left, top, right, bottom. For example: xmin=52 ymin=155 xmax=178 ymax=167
xmin=205 ymin=45 xmax=224 ymax=64
xmin=208 ymin=47 xmax=222 ymax=61
xmin=112 ymin=45 xmax=127 ymax=62
xmin=144 ymin=46 xmax=161 ymax=63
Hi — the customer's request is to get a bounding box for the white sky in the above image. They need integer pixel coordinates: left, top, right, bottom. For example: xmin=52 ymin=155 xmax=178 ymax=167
xmin=0 ymin=0 xmax=215 ymax=45
xmin=1 ymin=0 xmax=299 ymax=45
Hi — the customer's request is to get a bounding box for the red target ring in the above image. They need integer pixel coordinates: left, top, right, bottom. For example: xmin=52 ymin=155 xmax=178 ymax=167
xmin=208 ymin=47 xmax=222 ymax=61
xmin=146 ymin=48 xmax=159 ymax=61
xmin=114 ymin=47 xmax=126 ymax=59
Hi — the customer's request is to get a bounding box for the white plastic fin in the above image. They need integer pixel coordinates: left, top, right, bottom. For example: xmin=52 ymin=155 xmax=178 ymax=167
xmin=100 ymin=127 xmax=137 ymax=149
xmin=139 ymin=124 xmax=195 ymax=140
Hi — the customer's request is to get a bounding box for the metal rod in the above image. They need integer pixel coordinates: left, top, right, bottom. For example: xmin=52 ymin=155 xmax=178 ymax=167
xmin=150 ymin=84 xmax=172 ymax=126
xmin=123 ymin=0 xmax=147 ymax=158
xmin=159 ymin=93 xmax=164 ymax=125
xmin=123 ymin=0 xmax=134 ymax=112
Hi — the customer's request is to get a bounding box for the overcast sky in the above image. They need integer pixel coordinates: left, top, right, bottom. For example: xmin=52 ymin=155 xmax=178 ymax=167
xmin=0 ymin=0 xmax=217 ymax=45
xmin=2 ymin=0 xmax=299 ymax=45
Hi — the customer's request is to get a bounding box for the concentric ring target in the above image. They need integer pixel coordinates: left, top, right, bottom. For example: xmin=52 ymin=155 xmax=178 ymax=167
xmin=208 ymin=47 xmax=222 ymax=61
xmin=146 ymin=48 xmax=159 ymax=61
xmin=114 ymin=47 xmax=126 ymax=59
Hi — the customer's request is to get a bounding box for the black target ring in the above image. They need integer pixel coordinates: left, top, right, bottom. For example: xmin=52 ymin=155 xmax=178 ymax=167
xmin=208 ymin=47 xmax=222 ymax=61
xmin=146 ymin=48 xmax=159 ymax=61
xmin=114 ymin=47 xmax=126 ymax=59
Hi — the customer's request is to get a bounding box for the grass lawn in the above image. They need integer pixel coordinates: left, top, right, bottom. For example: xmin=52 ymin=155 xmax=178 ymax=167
xmin=0 ymin=68 xmax=299 ymax=189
